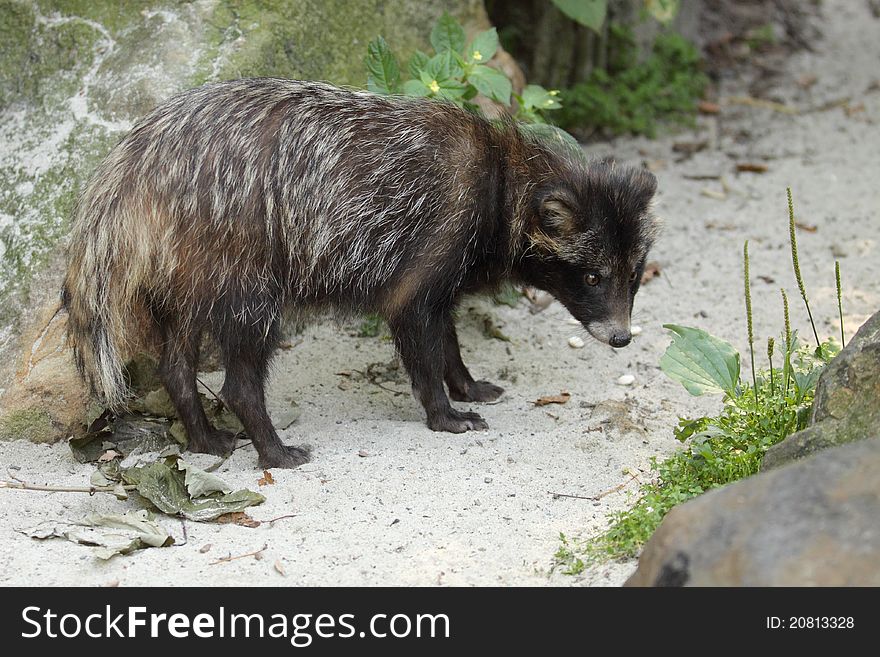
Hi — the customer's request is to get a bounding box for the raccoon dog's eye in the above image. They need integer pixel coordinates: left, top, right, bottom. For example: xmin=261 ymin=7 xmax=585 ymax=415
xmin=585 ymin=272 xmax=601 ymax=286
xmin=629 ymin=271 xmax=638 ymax=282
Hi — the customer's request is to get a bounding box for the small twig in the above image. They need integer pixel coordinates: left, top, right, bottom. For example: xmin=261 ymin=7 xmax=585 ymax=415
xmin=373 ymin=381 xmax=407 ymax=396
xmin=210 ymin=543 xmax=268 ymax=565
xmin=548 ymin=491 xmax=593 ymax=501
xmin=0 ymin=479 xmax=136 ymax=495
xmin=197 ymin=377 xmax=225 ymax=409
xmin=550 ymin=473 xmax=639 ymax=502
xmin=263 ymin=513 xmax=298 ymax=525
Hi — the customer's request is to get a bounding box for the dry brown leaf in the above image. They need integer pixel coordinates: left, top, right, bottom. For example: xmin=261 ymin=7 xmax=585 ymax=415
xmin=797 ymin=74 xmax=818 ymax=89
xmin=534 ymin=392 xmax=571 ymax=407
xmin=258 ymin=470 xmax=275 ymax=487
xmin=795 ymin=222 xmax=818 ymax=233
xmin=697 ymin=100 xmax=721 ymax=114
xmin=641 ymin=261 xmax=662 ymax=285
xmin=215 ymin=512 xmax=261 ymax=528
xmin=736 ymin=162 xmax=768 ymax=173
xmin=98 ymin=450 xmax=120 ymax=462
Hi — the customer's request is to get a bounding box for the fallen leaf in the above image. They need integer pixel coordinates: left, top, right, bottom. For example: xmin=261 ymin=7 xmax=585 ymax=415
xmin=199 ymin=544 xmax=212 ymax=553
xmin=700 ymin=188 xmax=727 ymax=200
xmin=844 ymin=102 xmax=865 ymax=117
xmin=758 ymin=275 xmax=776 ymax=284
xmin=641 ymin=261 xmax=662 ymax=284
xmin=258 ymin=470 xmax=275 ymax=487
xmin=358 ymin=450 xmax=370 ymax=458
xmin=697 ymin=100 xmax=720 ymax=114
xmin=274 ymin=560 xmax=287 ymax=576
xmin=534 ymin=392 xmax=571 ymax=407
xmin=672 ymin=140 xmax=708 ymax=155
xmin=122 ymin=458 xmax=265 ymax=522
xmin=481 ymin=316 xmax=511 ymax=342
xmin=736 ymin=162 xmax=768 ymax=173
xmin=215 ymin=512 xmax=262 ymax=529
xmin=797 ymin=74 xmax=817 ymax=89
xmin=178 ymin=459 xmax=233 ymax=497
xmin=20 ymin=510 xmax=173 ymax=559
xmin=795 ymin=221 xmax=817 ymax=233
xmin=98 ymin=449 xmax=120 ymax=462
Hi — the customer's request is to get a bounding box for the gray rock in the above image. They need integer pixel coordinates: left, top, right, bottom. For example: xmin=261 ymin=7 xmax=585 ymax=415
xmin=626 ymin=438 xmax=880 ymax=586
xmin=763 ymin=310 xmax=880 ymax=469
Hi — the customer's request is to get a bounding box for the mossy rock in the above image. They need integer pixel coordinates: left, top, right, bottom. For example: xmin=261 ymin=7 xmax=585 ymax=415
xmin=0 ymin=408 xmax=56 ymax=443
xmin=763 ymin=310 xmax=880 ymax=469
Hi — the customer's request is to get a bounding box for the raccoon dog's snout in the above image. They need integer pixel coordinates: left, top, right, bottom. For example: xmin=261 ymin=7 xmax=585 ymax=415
xmin=609 ymin=330 xmax=632 ymax=348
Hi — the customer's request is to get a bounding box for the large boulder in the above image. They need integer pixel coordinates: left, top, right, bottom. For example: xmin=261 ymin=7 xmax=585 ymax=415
xmin=626 ymin=438 xmax=880 ymax=586
xmin=0 ymin=0 xmax=508 ymax=442
xmin=763 ymin=310 xmax=880 ymax=469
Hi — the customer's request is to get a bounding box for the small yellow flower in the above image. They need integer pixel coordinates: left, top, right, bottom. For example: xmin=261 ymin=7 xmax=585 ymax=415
xmin=549 ymin=89 xmax=560 ymax=96
xmin=429 ymin=80 xmax=440 ymax=93
xmin=472 ymin=50 xmax=483 ymax=61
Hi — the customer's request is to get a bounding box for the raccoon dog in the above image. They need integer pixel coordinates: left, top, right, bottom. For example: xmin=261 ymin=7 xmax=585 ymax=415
xmin=63 ymin=78 xmax=658 ymax=469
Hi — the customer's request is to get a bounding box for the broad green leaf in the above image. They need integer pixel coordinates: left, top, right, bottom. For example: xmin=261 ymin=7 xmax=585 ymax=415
xmin=407 ymin=50 xmax=430 ymax=78
xmin=365 ymin=36 xmax=400 ymax=94
xmin=430 ymin=12 xmax=466 ymax=54
xmin=521 ymin=84 xmax=562 ymax=111
xmin=468 ymin=64 xmax=512 ymax=105
xmin=467 ymin=28 xmax=499 ymax=63
xmin=660 ymin=324 xmax=741 ymax=397
xmin=424 ymin=50 xmax=462 ymax=82
xmin=402 ymin=79 xmax=431 ymax=97
xmin=518 ymin=122 xmax=585 ymax=161
xmin=645 ymin=0 xmax=680 ymax=24
xmin=551 ymin=0 xmax=607 ymax=33
xmin=122 ymin=458 xmax=265 ymax=521
xmin=178 ymin=459 xmax=232 ymax=497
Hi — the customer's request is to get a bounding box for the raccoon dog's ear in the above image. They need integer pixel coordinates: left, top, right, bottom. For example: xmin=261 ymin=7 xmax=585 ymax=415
xmin=536 ymin=188 xmax=578 ymax=236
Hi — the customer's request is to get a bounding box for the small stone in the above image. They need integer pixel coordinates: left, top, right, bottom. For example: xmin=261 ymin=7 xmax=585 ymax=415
xmin=631 ymin=325 xmax=642 ymax=336
xmin=617 ymin=374 xmax=635 ymax=386
xmin=484 ymin=477 xmax=493 ymax=484
xmin=568 ymin=336 xmax=585 ymax=349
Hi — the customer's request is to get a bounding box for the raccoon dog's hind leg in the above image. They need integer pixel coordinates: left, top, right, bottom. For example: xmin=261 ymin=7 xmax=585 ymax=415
xmin=390 ymin=305 xmax=489 ymax=433
xmin=214 ymin=307 xmax=311 ymax=469
xmin=157 ymin=319 xmax=237 ymax=456
xmin=442 ymin=316 xmax=504 ymax=403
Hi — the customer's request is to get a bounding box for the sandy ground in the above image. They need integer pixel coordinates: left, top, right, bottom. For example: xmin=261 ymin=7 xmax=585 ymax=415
xmin=1 ymin=0 xmax=878 ymax=587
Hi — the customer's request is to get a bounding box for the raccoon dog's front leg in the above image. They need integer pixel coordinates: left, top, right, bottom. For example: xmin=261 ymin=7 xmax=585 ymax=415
xmin=389 ymin=307 xmax=489 ymax=433
xmin=443 ymin=317 xmax=504 ymax=403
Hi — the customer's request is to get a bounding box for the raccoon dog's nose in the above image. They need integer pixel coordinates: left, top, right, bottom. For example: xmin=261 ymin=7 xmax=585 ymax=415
xmin=609 ymin=331 xmax=632 ymax=348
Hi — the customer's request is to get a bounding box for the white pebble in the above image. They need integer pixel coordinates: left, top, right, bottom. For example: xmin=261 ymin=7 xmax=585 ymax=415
xmin=568 ymin=336 xmax=585 ymax=349
xmin=566 ymin=317 xmax=581 ymax=325
xmin=617 ymin=374 xmax=635 ymax=386
xmin=631 ymin=325 xmax=642 ymax=336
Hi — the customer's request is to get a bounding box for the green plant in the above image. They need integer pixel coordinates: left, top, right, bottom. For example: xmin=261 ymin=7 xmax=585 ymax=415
xmin=555 ymin=28 xmax=708 ymax=137
xmin=365 ymin=12 xmax=562 ymax=126
xmin=554 ymin=191 xmax=844 ymax=566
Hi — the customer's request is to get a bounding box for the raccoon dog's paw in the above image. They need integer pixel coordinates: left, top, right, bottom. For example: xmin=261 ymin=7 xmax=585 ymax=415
xmin=188 ymin=429 xmax=238 ymax=456
xmin=428 ymin=409 xmax=489 ymax=433
xmin=449 ymin=380 xmax=505 ymax=403
xmin=258 ymin=444 xmax=312 ymax=470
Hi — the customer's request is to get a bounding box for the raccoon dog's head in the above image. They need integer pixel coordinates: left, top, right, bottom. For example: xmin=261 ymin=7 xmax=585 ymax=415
xmin=521 ymin=159 xmax=659 ymax=348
